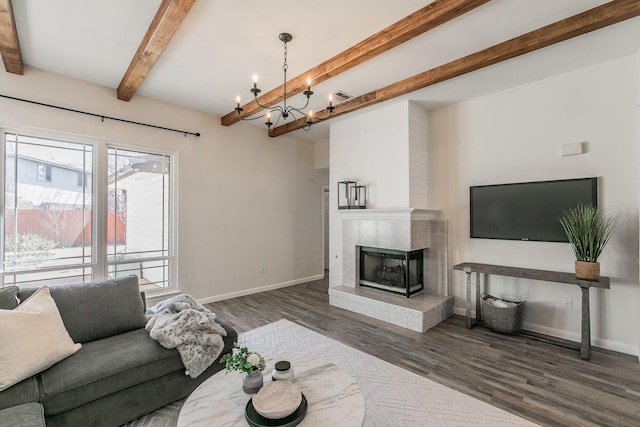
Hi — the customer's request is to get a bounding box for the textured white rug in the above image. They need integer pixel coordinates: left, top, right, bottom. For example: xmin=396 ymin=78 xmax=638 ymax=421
xmin=126 ymin=319 xmax=538 ymax=426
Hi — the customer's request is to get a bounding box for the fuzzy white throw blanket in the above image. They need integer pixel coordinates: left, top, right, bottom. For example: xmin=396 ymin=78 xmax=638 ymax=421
xmin=145 ymin=294 xmax=227 ymax=378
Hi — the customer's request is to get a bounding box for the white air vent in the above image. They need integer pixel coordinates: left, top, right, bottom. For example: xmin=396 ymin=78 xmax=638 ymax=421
xmin=334 ymin=90 xmax=352 ymax=102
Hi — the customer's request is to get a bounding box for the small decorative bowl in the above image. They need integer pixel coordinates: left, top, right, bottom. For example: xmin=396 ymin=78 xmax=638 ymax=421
xmin=252 ymin=381 xmax=302 ymax=419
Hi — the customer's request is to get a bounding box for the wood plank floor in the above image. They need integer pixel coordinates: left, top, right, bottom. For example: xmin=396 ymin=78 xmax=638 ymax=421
xmin=205 ymin=276 xmax=640 ymax=426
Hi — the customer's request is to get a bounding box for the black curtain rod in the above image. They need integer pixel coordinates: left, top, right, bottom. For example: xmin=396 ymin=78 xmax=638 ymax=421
xmin=0 ymin=94 xmax=200 ymax=137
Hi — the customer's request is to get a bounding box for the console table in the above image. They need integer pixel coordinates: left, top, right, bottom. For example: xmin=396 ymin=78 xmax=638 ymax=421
xmin=453 ymin=262 xmax=610 ymax=360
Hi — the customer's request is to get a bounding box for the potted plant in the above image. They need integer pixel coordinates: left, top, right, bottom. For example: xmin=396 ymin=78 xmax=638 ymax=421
xmin=220 ymin=343 xmax=266 ymax=394
xmin=559 ymin=204 xmax=619 ymax=280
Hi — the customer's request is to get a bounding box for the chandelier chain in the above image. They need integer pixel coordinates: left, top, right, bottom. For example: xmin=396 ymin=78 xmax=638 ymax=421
xmin=283 ymin=42 xmax=288 ymax=72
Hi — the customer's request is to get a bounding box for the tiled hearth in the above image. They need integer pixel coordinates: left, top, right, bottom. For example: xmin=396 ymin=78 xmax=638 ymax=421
xmin=330 ymin=285 xmax=454 ymax=332
xmin=329 ymin=209 xmax=454 ymax=332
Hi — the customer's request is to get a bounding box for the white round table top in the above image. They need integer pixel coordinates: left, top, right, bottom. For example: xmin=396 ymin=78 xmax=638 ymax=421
xmin=178 ymin=354 xmax=365 ymax=427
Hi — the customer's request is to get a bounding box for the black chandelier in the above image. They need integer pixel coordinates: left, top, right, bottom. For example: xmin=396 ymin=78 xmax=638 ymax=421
xmin=234 ymin=33 xmax=335 ymax=132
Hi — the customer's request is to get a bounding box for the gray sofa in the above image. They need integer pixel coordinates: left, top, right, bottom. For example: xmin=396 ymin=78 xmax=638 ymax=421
xmin=0 ymin=276 xmax=237 ymax=426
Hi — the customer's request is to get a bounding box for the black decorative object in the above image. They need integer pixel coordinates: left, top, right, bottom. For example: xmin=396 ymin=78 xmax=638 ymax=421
xmin=350 ymin=185 xmax=367 ymax=209
xmin=338 ymin=180 xmax=356 ymax=210
xmin=245 ymin=393 xmax=308 ymax=427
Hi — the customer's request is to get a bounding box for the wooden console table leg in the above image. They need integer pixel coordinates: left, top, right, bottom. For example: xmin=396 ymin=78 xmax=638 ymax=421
xmin=476 ymin=273 xmax=481 ymax=323
xmin=580 ymin=286 xmax=591 ymax=360
xmin=465 ymin=271 xmax=472 ymax=328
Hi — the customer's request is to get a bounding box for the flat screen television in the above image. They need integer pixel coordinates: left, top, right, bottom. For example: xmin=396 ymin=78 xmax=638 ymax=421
xmin=470 ymin=177 xmax=597 ymax=242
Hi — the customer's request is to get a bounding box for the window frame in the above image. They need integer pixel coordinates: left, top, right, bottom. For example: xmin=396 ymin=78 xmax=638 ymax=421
xmin=0 ymin=127 xmax=178 ymax=295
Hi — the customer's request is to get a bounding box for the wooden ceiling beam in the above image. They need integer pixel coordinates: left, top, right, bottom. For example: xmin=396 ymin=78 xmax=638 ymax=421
xmin=117 ymin=0 xmax=196 ymax=101
xmin=221 ymin=0 xmax=491 ymax=126
xmin=269 ymin=0 xmax=640 ymax=137
xmin=0 ymin=0 xmax=23 ymax=75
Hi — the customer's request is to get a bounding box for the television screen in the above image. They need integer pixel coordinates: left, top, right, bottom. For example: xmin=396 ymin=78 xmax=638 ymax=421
xmin=470 ymin=177 xmax=597 ymax=242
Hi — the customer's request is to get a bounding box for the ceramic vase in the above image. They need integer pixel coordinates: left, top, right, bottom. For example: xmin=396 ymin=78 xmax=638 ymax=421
xmin=243 ymin=370 xmax=263 ymax=394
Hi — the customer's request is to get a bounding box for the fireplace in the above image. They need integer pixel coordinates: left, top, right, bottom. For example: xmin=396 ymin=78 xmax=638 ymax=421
xmin=359 ymin=246 xmax=424 ymax=298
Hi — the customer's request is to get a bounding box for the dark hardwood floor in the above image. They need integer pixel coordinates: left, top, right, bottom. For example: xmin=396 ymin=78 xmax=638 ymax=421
xmin=205 ymin=276 xmax=640 ymax=426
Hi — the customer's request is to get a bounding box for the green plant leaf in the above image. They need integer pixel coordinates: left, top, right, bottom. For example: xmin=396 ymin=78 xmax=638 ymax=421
xmin=559 ymin=205 xmax=619 ymax=262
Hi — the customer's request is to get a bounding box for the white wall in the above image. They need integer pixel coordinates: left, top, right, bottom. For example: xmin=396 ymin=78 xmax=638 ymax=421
xmin=314 ymin=138 xmax=329 ymax=169
xmin=0 ymin=67 xmax=328 ymax=301
xmin=429 ymin=54 xmax=640 ymax=355
xmin=331 ymin=101 xmax=414 ymax=209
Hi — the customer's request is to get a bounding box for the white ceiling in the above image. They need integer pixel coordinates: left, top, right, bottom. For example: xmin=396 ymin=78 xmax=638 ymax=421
xmin=10 ymin=0 xmax=640 ymax=140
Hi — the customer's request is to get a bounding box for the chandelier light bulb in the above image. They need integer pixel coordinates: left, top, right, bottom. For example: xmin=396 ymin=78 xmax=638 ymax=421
xmin=306 ymin=77 xmax=312 ymax=88
xmin=236 ymin=96 xmax=241 ymax=105
xmin=327 ymin=93 xmax=335 ymax=114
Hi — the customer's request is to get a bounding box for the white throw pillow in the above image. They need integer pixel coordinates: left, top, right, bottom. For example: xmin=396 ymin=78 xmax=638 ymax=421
xmin=0 ymin=286 xmax=81 ymax=392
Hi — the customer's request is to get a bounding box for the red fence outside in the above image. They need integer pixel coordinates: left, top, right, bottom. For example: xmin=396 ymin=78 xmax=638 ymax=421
xmin=4 ymin=210 xmax=125 ymax=247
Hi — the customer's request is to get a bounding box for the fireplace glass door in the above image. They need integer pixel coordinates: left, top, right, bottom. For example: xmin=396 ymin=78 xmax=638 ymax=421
xmin=359 ymin=247 xmax=423 ymax=297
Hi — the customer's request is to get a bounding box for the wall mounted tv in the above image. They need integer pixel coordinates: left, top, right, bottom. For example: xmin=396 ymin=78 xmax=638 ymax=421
xmin=470 ymin=177 xmax=597 ymax=242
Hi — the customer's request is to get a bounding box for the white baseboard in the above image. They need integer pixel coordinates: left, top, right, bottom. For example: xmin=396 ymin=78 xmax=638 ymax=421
xmin=452 ymin=307 xmax=638 ymax=357
xmin=197 ymin=274 xmax=325 ymax=305
xmin=143 ymin=290 xmax=182 ymax=308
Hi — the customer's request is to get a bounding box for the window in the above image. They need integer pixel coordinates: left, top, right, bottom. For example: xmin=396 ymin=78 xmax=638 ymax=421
xmin=3 ymin=133 xmax=92 ymax=287
xmin=2 ymin=130 xmax=176 ymax=294
xmin=106 ymin=147 xmax=173 ymax=291
xmin=37 ymin=163 xmax=52 ymax=182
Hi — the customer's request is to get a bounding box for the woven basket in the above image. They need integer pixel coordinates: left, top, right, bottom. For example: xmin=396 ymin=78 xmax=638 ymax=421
xmin=481 ymin=293 xmax=525 ymax=334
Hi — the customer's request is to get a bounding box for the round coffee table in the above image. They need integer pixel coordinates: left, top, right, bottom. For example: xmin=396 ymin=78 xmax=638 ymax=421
xmin=178 ymin=354 xmax=365 ymax=426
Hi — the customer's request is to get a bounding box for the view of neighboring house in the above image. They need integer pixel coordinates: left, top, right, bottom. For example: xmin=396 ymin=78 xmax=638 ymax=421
xmin=3 ymin=135 xmax=168 ymax=289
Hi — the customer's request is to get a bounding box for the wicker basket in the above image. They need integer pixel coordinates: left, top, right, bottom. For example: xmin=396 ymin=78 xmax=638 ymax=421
xmin=481 ymin=293 xmax=525 ymax=334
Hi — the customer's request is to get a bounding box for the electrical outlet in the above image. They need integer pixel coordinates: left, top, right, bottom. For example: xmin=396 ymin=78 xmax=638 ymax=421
xmin=562 ymin=298 xmax=572 ymax=310
xmin=260 ymin=266 xmax=266 ymax=274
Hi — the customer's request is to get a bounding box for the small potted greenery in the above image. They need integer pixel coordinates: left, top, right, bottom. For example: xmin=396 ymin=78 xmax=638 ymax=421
xmin=220 ymin=343 xmax=266 ymax=394
xmin=559 ymin=204 xmax=619 ymax=280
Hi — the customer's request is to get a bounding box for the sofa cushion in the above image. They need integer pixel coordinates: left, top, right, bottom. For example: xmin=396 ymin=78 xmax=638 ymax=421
xmin=40 ymin=328 xmax=185 ymax=414
xmin=0 ymin=287 xmax=82 ymax=392
xmin=0 ymin=377 xmax=39 ymax=411
xmin=0 ymin=285 xmax=19 ymax=309
xmin=0 ymin=402 xmax=45 ymax=427
xmin=17 ymin=276 xmax=146 ymax=343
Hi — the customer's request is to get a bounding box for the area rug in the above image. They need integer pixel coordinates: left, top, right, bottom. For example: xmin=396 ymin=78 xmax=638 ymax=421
xmin=126 ymin=319 xmax=537 ymax=426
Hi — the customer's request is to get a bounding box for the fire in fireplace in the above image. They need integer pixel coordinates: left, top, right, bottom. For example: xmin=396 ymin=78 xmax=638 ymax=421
xmin=359 ymin=246 xmax=424 ymax=298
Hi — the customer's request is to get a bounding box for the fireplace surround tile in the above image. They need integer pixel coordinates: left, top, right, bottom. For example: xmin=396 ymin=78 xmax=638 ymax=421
xmin=357 ymin=220 xmax=377 ymax=247
xmin=410 ymin=220 xmax=430 ymax=250
xmin=376 ymin=220 xmax=410 ymax=250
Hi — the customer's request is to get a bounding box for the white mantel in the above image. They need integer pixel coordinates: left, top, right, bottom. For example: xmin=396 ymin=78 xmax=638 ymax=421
xmin=338 ymin=208 xmax=440 ymax=221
